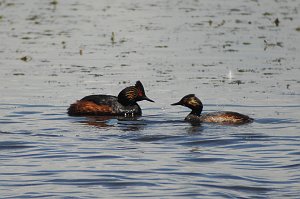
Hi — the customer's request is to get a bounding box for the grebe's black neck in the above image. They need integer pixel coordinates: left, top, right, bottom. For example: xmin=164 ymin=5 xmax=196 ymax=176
xmin=190 ymin=106 xmax=203 ymax=116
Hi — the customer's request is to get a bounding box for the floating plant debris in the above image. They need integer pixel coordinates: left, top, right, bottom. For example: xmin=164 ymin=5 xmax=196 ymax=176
xmin=274 ymin=18 xmax=279 ymax=26
xmin=119 ymin=38 xmax=127 ymax=43
xmin=27 ymin=15 xmax=38 ymax=21
xmin=61 ymin=41 xmax=66 ymax=48
xmin=20 ymin=56 xmax=32 ymax=62
xmin=264 ymin=40 xmax=283 ymax=50
xmin=13 ymin=73 xmax=25 ymax=76
xmin=263 ymin=12 xmax=272 ymax=16
xmin=50 ymin=0 xmax=58 ymax=5
xmin=224 ymin=49 xmax=238 ymax=52
xmin=229 ymin=80 xmax=244 ymax=85
xmin=155 ymin=45 xmax=168 ymax=48
xmin=243 ymin=42 xmax=251 ymax=45
xmin=238 ymin=69 xmax=255 ymax=73
xmin=214 ymin=20 xmax=225 ymax=28
xmin=111 ymin=32 xmax=115 ymax=44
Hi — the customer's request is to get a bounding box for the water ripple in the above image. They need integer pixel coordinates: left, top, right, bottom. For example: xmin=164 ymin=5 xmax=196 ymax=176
xmin=1 ymin=0 xmax=300 ymax=198
xmin=44 ymin=178 xmax=157 ymax=188
xmin=0 ymin=141 xmax=35 ymax=150
xmin=198 ymin=183 xmax=273 ymax=193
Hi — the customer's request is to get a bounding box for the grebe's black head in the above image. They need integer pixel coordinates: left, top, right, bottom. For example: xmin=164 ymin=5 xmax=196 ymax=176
xmin=171 ymin=94 xmax=203 ymax=116
xmin=118 ymin=81 xmax=154 ymax=106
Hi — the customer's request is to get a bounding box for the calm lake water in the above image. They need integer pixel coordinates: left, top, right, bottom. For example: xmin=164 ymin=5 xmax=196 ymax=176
xmin=1 ymin=0 xmax=300 ymax=198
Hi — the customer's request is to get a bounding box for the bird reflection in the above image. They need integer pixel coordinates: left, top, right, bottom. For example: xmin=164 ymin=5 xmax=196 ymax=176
xmin=81 ymin=116 xmax=114 ymax=128
xmin=185 ymin=124 xmax=204 ymax=134
xmin=79 ymin=116 xmax=145 ymax=131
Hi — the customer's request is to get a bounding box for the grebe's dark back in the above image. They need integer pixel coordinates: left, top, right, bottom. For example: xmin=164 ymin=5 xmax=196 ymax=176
xmin=68 ymin=81 xmax=154 ymax=116
xmin=171 ymin=94 xmax=253 ymax=124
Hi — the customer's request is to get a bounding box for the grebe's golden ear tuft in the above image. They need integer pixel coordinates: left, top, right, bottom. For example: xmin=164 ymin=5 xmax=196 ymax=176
xmin=187 ymin=95 xmax=201 ymax=107
xmin=171 ymin=94 xmax=203 ymax=115
xmin=125 ymin=86 xmax=138 ymax=100
xmin=118 ymin=85 xmax=138 ymax=105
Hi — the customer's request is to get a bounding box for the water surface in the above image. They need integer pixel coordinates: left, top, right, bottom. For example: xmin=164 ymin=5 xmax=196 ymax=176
xmin=0 ymin=0 xmax=300 ymax=198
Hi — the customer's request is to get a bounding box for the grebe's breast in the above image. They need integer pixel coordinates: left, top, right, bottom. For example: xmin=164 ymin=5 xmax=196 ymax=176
xmin=68 ymin=95 xmax=141 ymax=116
xmin=199 ymin=111 xmax=253 ymax=124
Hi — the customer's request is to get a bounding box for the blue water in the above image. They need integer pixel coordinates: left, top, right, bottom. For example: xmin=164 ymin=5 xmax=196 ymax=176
xmin=1 ymin=103 xmax=300 ymax=198
xmin=1 ymin=0 xmax=300 ymax=198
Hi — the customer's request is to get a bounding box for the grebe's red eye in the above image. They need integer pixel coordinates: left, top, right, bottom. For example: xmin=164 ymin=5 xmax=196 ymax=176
xmin=137 ymin=89 xmax=143 ymax=97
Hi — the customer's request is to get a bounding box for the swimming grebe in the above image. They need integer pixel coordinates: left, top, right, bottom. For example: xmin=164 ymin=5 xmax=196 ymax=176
xmin=171 ymin=94 xmax=253 ymax=124
xmin=68 ymin=81 xmax=154 ymax=116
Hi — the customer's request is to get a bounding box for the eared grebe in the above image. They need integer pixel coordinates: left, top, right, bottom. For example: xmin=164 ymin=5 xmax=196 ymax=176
xmin=68 ymin=81 xmax=154 ymax=116
xmin=171 ymin=94 xmax=253 ymax=124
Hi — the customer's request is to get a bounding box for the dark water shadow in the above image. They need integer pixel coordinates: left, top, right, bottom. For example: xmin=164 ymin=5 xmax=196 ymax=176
xmin=255 ymin=118 xmax=299 ymax=124
xmin=44 ymin=178 xmax=157 ymax=188
xmin=199 ymin=183 xmax=273 ymax=194
xmin=130 ymin=134 xmax=183 ymax=142
xmin=179 ymin=138 xmax=237 ymax=147
xmin=207 ymin=104 xmax=300 ymax=108
xmin=0 ymin=141 xmax=35 ymax=150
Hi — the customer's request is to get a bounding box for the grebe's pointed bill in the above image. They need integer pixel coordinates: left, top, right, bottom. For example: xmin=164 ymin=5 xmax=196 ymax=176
xmin=143 ymin=96 xmax=155 ymax=102
xmin=135 ymin=80 xmax=154 ymax=103
xmin=171 ymin=101 xmax=182 ymax=106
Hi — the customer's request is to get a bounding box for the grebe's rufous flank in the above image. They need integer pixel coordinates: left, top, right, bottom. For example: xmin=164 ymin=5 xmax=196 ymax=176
xmin=171 ymin=94 xmax=253 ymax=124
xmin=68 ymin=81 xmax=154 ymax=116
